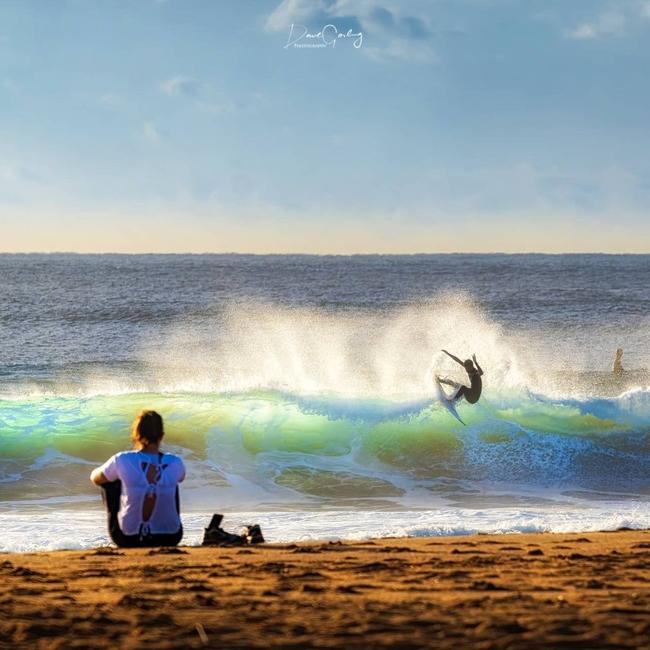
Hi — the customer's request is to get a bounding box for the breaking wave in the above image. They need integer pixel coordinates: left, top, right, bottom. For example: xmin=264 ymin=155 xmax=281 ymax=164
xmin=1 ymin=296 xmax=648 ymax=549
xmin=1 ymin=386 xmax=648 ymax=508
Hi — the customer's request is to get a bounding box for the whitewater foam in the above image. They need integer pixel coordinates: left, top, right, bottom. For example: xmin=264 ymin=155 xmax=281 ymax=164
xmin=2 ymin=503 xmax=649 ymax=553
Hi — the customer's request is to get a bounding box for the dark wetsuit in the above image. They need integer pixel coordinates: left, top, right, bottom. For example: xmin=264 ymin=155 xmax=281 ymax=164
xmin=454 ymin=368 xmax=482 ymax=404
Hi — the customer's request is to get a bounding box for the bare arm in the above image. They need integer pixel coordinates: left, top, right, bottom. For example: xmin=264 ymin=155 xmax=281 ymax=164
xmin=442 ymin=349 xmax=464 ymax=367
xmin=472 ymin=354 xmax=484 ymax=376
xmin=90 ymin=467 xmax=109 ymax=485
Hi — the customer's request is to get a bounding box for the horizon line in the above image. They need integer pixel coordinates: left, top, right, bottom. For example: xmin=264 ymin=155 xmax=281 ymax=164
xmin=1 ymin=251 xmax=648 ymax=256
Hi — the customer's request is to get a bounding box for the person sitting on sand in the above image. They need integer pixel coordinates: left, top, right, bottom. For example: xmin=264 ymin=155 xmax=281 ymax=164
xmin=90 ymin=410 xmax=185 ymax=548
xmin=613 ymin=348 xmax=624 ymax=378
xmin=438 ymin=350 xmax=484 ymax=404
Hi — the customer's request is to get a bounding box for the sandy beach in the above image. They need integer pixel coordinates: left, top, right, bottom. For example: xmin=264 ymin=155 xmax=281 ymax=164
xmin=1 ymin=530 xmax=649 ymax=649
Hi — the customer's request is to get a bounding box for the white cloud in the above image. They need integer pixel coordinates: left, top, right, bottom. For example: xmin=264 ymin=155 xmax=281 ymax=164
xmin=265 ymin=0 xmax=328 ymax=32
xmin=567 ymin=9 xmax=625 ymax=40
xmin=99 ymin=93 xmax=126 ymax=109
xmin=569 ymin=23 xmax=597 ymax=40
xmin=141 ymin=121 xmax=162 ymax=144
xmin=160 ymin=75 xmax=235 ymax=117
xmin=566 ymin=2 xmax=650 ymax=39
xmin=161 ymin=76 xmax=202 ymax=97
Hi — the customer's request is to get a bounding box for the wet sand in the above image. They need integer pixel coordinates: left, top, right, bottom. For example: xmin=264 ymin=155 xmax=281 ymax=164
xmin=1 ymin=530 xmax=649 ymax=649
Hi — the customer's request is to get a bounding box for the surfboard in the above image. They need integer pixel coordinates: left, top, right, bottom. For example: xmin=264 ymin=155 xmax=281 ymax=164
xmin=434 ymin=375 xmax=466 ymax=425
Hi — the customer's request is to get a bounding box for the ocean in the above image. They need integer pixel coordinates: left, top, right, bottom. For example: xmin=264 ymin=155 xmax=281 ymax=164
xmin=1 ymin=253 xmax=649 ymax=551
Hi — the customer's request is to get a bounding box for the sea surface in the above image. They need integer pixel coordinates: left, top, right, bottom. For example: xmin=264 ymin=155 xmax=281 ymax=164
xmin=1 ymin=253 xmax=649 ymax=551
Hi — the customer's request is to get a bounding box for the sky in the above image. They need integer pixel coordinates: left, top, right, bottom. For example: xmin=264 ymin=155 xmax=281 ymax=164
xmin=1 ymin=0 xmax=650 ymax=253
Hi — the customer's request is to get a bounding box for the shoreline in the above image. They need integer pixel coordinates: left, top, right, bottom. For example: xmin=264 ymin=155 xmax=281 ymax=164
xmin=3 ymin=505 xmax=649 ymax=554
xmin=2 ymin=529 xmax=649 ymax=648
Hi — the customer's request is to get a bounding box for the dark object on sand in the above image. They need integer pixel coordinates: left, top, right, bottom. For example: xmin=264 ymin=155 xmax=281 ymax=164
xmin=242 ymin=524 xmax=265 ymax=545
xmin=201 ymin=514 xmax=265 ymax=547
xmin=207 ymin=514 xmax=223 ymax=530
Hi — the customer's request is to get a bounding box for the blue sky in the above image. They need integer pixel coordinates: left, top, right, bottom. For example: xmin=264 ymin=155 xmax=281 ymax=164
xmin=2 ymin=0 xmax=650 ymax=252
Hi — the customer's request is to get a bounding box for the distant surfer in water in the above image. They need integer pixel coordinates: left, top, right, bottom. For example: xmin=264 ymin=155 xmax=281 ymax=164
xmin=613 ymin=348 xmax=624 ymax=378
xmin=437 ymin=350 xmax=484 ymax=404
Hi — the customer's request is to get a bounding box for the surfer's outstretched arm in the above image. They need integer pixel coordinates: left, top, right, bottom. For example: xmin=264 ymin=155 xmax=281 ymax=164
xmin=472 ymin=354 xmax=484 ymax=376
xmin=441 ymin=349 xmax=464 ymax=367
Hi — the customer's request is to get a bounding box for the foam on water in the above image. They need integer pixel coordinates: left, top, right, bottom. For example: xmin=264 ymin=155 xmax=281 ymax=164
xmin=2 ymin=503 xmax=649 ymax=553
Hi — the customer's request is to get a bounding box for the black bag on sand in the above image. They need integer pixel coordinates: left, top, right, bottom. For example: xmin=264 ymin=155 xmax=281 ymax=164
xmin=201 ymin=514 xmax=265 ymax=547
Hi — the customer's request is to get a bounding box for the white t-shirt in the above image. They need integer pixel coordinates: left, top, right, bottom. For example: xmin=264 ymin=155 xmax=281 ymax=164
xmin=99 ymin=450 xmax=185 ymax=536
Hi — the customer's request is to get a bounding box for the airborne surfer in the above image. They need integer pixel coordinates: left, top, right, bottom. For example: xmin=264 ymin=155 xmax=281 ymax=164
xmin=437 ymin=350 xmax=484 ymax=404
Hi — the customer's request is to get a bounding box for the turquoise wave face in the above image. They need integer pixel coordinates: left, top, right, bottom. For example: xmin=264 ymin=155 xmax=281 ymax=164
xmin=0 ymin=389 xmax=649 ymax=507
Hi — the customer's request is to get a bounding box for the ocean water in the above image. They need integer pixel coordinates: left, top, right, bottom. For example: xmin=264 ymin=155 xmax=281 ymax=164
xmin=0 ymin=253 xmax=649 ymax=551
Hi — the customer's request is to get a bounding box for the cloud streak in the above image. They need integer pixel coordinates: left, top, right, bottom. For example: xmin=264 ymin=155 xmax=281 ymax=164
xmin=161 ymin=76 xmax=202 ymax=97
xmin=141 ymin=121 xmax=162 ymax=144
xmin=160 ymin=76 xmax=233 ymax=115
xmin=567 ymin=9 xmax=625 ymax=40
xmin=565 ymin=2 xmax=650 ymax=41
